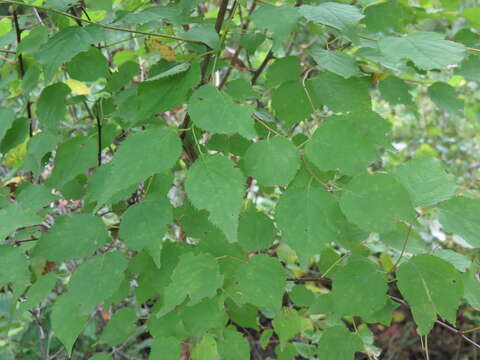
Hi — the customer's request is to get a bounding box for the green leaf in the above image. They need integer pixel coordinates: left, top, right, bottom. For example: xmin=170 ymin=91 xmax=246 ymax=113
xmin=432 ymin=249 xmax=471 ymax=272
xmin=0 ymin=245 xmax=30 ymax=288
xmin=66 ymin=251 xmax=128 ymax=313
xmin=265 ymin=56 xmax=302 ymax=88
xmin=244 ymin=136 xmax=300 ymax=186
xmin=462 ymin=7 xmax=480 ymax=30
xmin=17 ymin=184 xmax=59 ymax=212
xmin=67 ymin=47 xmax=109 ymax=81
xmin=378 ymin=76 xmax=413 ymax=106
xmin=235 ymin=254 xmax=286 ymax=312
xmin=455 ymin=55 xmax=480 ymax=81
xmin=397 ymin=254 xmax=463 ymax=335
xmin=363 ymin=0 xmax=403 ymax=33
xmin=238 ymin=207 xmax=276 ymax=252
xmin=251 ymin=5 xmax=300 ymax=52
xmin=158 ymin=252 xmax=224 ymax=317
xmin=51 ymin=293 xmax=89 ymax=356
xmin=438 ymin=196 xmax=480 ymax=247
xmin=300 ymin=2 xmax=364 ymax=33
xmin=276 ymin=186 xmax=343 ymax=265
xmin=191 ymin=334 xmax=218 ymax=360
xmin=309 ymin=72 xmax=371 ymax=113
xmin=339 ymin=173 xmax=416 ymax=233
xmin=0 ymin=203 xmax=43 ymax=241
xmin=23 ymin=131 xmax=59 ymax=178
xmin=0 ymin=116 xmax=29 ymax=154
xmin=218 ymin=326 xmax=250 ymax=360
xmin=378 ymin=32 xmax=466 ymax=70
xmin=317 ymin=326 xmax=363 ymax=360
xmin=271 ymin=81 xmax=312 ymax=127
xmin=391 ymin=156 xmax=457 ymax=207
xmin=119 ymin=193 xmax=172 ymax=251
xmin=47 ymin=135 xmax=97 ymax=189
xmin=99 ymin=308 xmax=137 ymax=346
xmin=427 ymin=82 xmax=464 ymax=113
xmin=89 ymin=354 xmax=113 ymax=360
xmin=149 ymin=337 xmax=181 ymax=360
xmin=35 ymin=25 xmax=105 ymax=70
xmin=181 ymin=296 xmax=228 ymax=336
xmin=188 ymin=84 xmax=256 ymax=139
xmin=18 ymin=272 xmax=56 ymax=313
xmin=91 ymin=128 xmax=182 ymax=207
xmin=463 ymin=267 xmax=480 ymax=310
xmin=273 ymin=308 xmax=303 ymax=350
xmin=331 ymin=257 xmax=388 ymax=317
xmin=36 ymin=83 xmax=71 ymax=131
xmin=310 ymin=48 xmax=360 ymax=78
xmin=17 ymin=26 xmax=49 ymax=54
xmin=185 ymin=155 xmax=245 ymax=242
xmin=182 ymin=25 xmax=220 ymax=50
xmin=0 ymin=108 xmax=15 ymax=144
xmin=305 ymin=112 xmax=390 ymax=175
xmin=33 ymin=213 xmax=109 ymax=261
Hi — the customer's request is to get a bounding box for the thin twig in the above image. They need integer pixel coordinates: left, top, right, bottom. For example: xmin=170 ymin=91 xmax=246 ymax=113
xmin=390 ymin=223 xmax=413 ymax=273
xmin=251 ymin=48 xmax=274 ymax=85
xmin=0 ymin=48 xmax=16 ymax=54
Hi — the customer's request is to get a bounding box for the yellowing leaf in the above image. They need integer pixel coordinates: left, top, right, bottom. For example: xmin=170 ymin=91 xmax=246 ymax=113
xmin=65 ymin=79 xmax=90 ymax=95
xmin=145 ymin=36 xmax=176 ymax=61
xmin=4 ymin=139 xmax=28 ymax=169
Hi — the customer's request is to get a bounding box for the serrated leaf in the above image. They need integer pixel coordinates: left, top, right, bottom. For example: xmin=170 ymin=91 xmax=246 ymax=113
xmin=309 ymin=72 xmax=371 ymax=113
xmin=310 ymin=48 xmax=360 ymax=78
xmin=306 ymin=112 xmax=390 ymax=175
xmin=265 ymin=56 xmax=302 ymax=88
xmin=339 ymin=173 xmax=416 ymax=233
xmin=378 ymin=32 xmax=466 ymax=70
xmin=378 ymin=76 xmax=413 ymax=105
xmin=33 ymin=213 xmax=109 ymax=261
xmin=0 ymin=245 xmax=30 ymax=288
xmin=331 ymin=257 xmax=388 ymax=317
xmin=23 ymin=131 xmax=59 ymax=178
xmin=427 ymin=82 xmax=463 ymax=113
xmin=18 ymin=272 xmax=56 ymax=313
xmin=317 ymin=326 xmax=363 ymax=360
xmin=273 ymin=308 xmax=303 ymax=350
xmin=218 ymin=326 xmax=249 ymax=360
xmin=244 ymin=136 xmax=300 ymax=186
xmin=300 ymin=2 xmax=364 ymax=34
xmin=17 ymin=184 xmax=58 ymax=212
xmin=463 ymin=267 xmax=480 ymax=310
xmin=185 ymin=155 xmax=245 ymax=242
xmin=191 ymin=334 xmax=218 ymax=360
xmin=238 ymin=208 xmax=276 ymax=252
xmin=235 ymin=254 xmax=286 ymax=312
xmin=36 ymin=83 xmax=71 ymax=131
xmin=182 ymin=25 xmax=220 ymax=50
xmin=99 ymin=308 xmax=136 ymax=346
xmin=276 ymin=186 xmax=343 ymax=266
xmin=0 ymin=203 xmax=43 ymax=241
xmin=188 ymin=84 xmax=256 ymax=139
xmin=438 ymin=196 xmax=480 ymax=247
xmin=68 ymin=47 xmax=108 ymax=83
xmin=158 ymin=252 xmax=224 ymax=317
xmin=149 ymin=337 xmax=181 ymax=360
xmin=0 ymin=108 xmax=15 ymax=144
xmin=119 ymin=193 xmax=172 ymax=251
xmin=397 ymin=254 xmax=463 ymax=335
xmin=91 ymin=128 xmax=182 ymax=207
xmin=391 ymin=156 xmax=457 ymax=207
xmin=271 ymin=80 xmax=312 ymax=127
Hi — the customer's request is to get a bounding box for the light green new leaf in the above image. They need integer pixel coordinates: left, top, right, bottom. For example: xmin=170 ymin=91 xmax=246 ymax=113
xmin=271 ymin=81 xmax=312 ymax=127
xmin=309 ymin=72 xmax=371 ymax=113
xmin=92 ymin=128 xmax=182 ymax=207
xmin=36 ymin=83 xmax=71 ymax=131
xmin=331 ymin=257 xmax=388 ymax=317
xmin=438 ymin=197 xmax=480 ymax=247
xmin=119 ymin=193 xmax=172 ymax=251
xmin=317 ymin=326 xmax=363 ymax=360
xmin=218 ymin=326 xmax=250 ymax=360
xmin=0 ymin=203 xmax=43 ymax=241
xmin=188 ymin=84 xmax=256 ymax=139
xmin=305 ymin=112 xmax=390 ymax=175
xmin=191 ymin=334 xmax=218 ymax=360
xmin=35 ymin=25 xmax=104 ymax=69
xmin=33 ymin=213 xmax=109 ymax=261
xmin=51 ymin=293 xmax=89 ymax=356
xmin=238 ymin=208 xmax=276 ymax=252
xmin=47 ymin=135 xmax=97 ymax=189
xmin=300 ymin=2 xmax=364 ymax=33
xmin=158 ymin=252 xmax=224 ymax=317
xmin=391 ymin=156 xmax=457 ymax=207
xmin=273 ymin=308 xmax=303 ymax=350
xmin=251 ymin=5 xmax=300 ymax=52
xmin=378 ymin=77 xmax=413 ymax=106
xmin=0 ymin=245 xmax=30 ymax=288
xmin=427 ymin=82 xmax=464 ymax=113
xmin=397 ymin=255 xmax=463 ymax=335
xmin=67 ymin=252 xmax=128 ymax=313
xmin=339 ymin=173 xmax=416 ymax=233
xmin=310 ymin=48 xmax=360 ymax=78
xmin=244 ymin=136 xmax=300 ymax=186
xmin=276 ymin=186 xmax=343 ymax=266
xmin=185 ymin=155 xmax=245 ymax=242
xmin=99 ymin=308 xmax=136 ymax=346
xmin=235 ymin=254 xmax=286 ymax=312
xmin=378 ymin=32 xmax=466 ymax=70
xmin=149 ymin=337 xmax=181 ymax=360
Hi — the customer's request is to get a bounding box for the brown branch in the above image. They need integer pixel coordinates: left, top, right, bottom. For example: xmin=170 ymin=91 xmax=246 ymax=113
xmin=0 ymin=48 xmax=16 ymax=54
xmin=251 ymin=49 xmax=274 ymax=85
